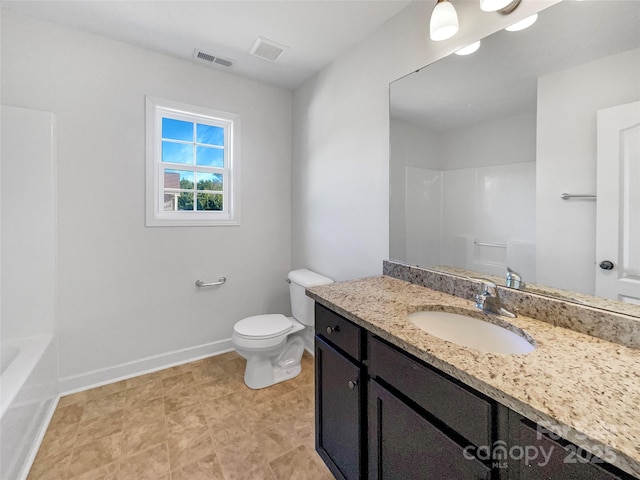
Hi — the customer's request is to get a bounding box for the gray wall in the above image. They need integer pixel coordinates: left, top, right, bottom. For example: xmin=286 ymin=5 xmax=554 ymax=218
xmin=2 ymin=10 xmax=293 ymax=391
xmin=291 ymin=0 xmax=554 ymax=282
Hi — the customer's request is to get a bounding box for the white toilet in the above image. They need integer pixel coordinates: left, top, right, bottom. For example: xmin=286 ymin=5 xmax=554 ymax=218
xmin=232 ymin=269 xmax=333 ymax=389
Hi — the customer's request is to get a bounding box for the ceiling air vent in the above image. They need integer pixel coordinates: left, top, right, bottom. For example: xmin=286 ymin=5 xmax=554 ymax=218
xmin=192 ymin=49 xmax=234 ymax=68
xmin=249 ymin=37 xmax=288 ymax=63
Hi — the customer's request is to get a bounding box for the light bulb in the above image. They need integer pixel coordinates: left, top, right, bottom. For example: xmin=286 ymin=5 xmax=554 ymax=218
xmin=430 ymin=0 xmax=459 ymax=42
xmin=505 ymin=14 xmax=538 ymax=31
xmin=455 ymin=41 xmax=481 ymax=56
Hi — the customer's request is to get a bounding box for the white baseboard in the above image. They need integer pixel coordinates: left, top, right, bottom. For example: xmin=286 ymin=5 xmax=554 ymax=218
xmin=59 ymin=338 xmax=234 ymax=395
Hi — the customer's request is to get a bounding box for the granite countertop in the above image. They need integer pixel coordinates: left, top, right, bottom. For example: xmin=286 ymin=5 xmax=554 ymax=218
xmin=307 ymin=275 xmax=640 ymax=478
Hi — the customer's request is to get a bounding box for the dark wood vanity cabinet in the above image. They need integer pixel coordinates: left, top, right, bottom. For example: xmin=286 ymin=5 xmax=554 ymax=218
xmin=508 ymin=416 xmax=635 ymax=480
xmin=315 ymin=303 xmax=495 ymax=480
xmin=315 ymin=304 xmax=366 ymax=480
xmin=367 ymin=334 xmax=497 ymax=480
xmin=314 ymin=304 xmax=636 ymax=480
xmin=368 ymin=379 xmax=491 ymax=480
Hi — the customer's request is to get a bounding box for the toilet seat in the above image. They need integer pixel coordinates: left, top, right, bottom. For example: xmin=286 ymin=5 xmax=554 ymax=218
xmin=233 ymin=314 xmax=292 ymax=339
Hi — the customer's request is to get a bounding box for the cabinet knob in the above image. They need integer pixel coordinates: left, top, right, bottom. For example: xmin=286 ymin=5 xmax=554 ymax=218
xmin=326 ymin=325 xmax=340 ymax=334
xmin=348 ymin=380 xmax=358 ymax=390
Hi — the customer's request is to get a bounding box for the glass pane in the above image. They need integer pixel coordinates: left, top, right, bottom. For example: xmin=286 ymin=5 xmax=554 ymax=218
xmin=197 ymin=124 xmax=224 ymax=146
xmin=162 ymin=141 xmax=193 ymax=164
xmin=162 ymin=118 xmax=193 ymax=141
xmin=197 ymin=173 xmax=223 ymax=191
xmin=197 ymin=193 xmax=223 ymax=211
xmin=164 ymin=169 xmax=194 ymax=189
xmin=196 ymin=146 xmax=224 ymax=167
xmin=164 ymin=191 xmax=194 ymax=211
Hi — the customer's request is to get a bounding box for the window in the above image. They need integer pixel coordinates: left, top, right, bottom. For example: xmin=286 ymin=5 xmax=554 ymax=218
xmin=146 ymin=96 xmax=240 ymax=226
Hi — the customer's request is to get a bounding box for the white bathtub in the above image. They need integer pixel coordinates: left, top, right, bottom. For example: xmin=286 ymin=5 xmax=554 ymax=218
xmin=1 ymin=335 xmax=58 ymax=480
xmin=1 ymin=346 xmax=19 ymax=376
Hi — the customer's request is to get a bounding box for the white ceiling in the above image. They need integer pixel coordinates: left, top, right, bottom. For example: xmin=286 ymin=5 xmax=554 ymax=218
xmin=2 ymin=0 xmax=411 ymax=90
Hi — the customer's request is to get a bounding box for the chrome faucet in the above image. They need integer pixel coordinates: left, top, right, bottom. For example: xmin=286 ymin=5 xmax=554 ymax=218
xmin=506 ymin=267 xmax=525 ymax=290
xmin=474 ymin=279 xmax=516 ymax=318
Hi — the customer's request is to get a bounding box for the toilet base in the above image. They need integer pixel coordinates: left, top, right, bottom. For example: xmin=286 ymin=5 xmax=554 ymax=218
xmin=244 ymin=361 xmax=302 ymax=390
xmin=240 ymin=334 xmax=306 ymax=390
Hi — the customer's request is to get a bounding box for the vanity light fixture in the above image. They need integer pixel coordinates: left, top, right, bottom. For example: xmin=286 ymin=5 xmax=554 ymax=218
xmin=455 ymin=41 xmax=481 ymax=55
xmin=480 ymin=0 xmax=520 ymax=13
xmin=429 ymin=0 xmax=459 ymax=42
xmin=431 ymin=0 xmax=522 ymax=43
xmin=505 ymin=13 xmax=538 ymax=31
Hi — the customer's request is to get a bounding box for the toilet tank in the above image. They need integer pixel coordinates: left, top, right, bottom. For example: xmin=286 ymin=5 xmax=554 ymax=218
xmin=288 ymin=269 xmax=333 ymax=326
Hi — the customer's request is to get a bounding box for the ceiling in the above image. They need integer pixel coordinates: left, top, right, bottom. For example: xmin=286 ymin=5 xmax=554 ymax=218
xmin=2 ymin=0 xmax=411 ymax=91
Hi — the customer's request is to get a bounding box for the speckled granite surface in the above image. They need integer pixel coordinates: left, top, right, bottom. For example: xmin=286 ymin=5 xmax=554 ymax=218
xmin=384 ymin=261 xmax=640 ymax=350
xmin=307 ymin=275 xmax=640 ymax=478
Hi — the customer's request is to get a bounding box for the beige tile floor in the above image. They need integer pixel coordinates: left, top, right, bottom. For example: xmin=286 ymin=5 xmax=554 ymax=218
xmin=27 ymin=351 xmax=334 ymax=480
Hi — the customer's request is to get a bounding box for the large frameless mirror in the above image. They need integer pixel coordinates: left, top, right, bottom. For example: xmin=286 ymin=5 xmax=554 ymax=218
xmin=389 ymin=1 xmax=640 ymax=316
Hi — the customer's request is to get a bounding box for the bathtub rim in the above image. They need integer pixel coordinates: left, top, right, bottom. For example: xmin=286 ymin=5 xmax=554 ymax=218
xmin=0 ymin=334 xmax=55 ymax=419
xmin=1 ymin=346 xmax=20 ymax=376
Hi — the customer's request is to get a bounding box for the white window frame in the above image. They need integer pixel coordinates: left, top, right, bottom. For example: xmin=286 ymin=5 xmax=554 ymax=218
xmin=146 ymin=96 xmax=241 ymax=226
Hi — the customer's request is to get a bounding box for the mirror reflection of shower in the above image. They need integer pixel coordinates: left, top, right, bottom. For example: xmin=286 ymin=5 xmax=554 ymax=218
xmin=391 ymin=114 xmax=536 ymax=282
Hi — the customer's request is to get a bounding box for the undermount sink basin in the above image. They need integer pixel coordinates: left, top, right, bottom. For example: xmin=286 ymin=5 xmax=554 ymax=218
xmin=408 ymin=310 xmax=535 ymax=354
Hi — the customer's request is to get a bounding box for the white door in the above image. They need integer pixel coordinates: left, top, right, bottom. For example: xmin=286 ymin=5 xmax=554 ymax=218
xmin=596 ymin=101 xmax=640 ymax=303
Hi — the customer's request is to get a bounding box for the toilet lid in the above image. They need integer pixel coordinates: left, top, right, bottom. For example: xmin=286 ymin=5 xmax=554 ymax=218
xmin=234 ymin=314 xmax=292 ymax=339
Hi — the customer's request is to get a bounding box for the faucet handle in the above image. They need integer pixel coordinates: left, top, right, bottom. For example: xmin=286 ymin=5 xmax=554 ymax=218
xmin=506 ymin=267 xmax=525 ymax=289
xmin=471 ymin=277 xmax=517 ymax=318
xmin=471 ymin=277 xmax=497 ymax=295
xmin=474 ymin=293 xmax=485 ymax=309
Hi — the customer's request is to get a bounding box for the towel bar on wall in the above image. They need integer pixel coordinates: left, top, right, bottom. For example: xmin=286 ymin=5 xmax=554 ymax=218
xmin=474 ymin=241 xmax=507 ymax=248
xmin=195 ymin=277 xmax=227 ymax=287
xmin=561 ymin=193 xmax=597 ymax=200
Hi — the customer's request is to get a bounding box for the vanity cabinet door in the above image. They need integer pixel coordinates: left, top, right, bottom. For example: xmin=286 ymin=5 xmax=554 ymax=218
xmin=368 ymin=379 xmax=490 ymax=480
xmin=510 ymin=418 xmax=634 ymax=480
xmin=368 ymin=335 xmax=493 ymax=448
xmin=315 ymin=336 xmax=364 ymax=480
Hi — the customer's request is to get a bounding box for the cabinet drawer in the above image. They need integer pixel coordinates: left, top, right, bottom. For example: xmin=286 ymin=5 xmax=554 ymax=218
xmin=368 ymin=335 xmax=492 ymax=448
xmin=316 ymin=304 xmax=363 ymax=361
